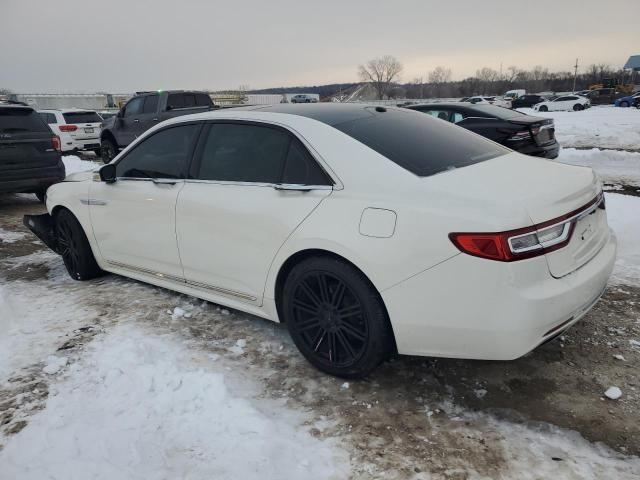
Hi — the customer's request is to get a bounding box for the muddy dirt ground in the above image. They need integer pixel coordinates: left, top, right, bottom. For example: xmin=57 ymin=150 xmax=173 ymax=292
xmin=1 ymin=193 xmax=638 ymax=479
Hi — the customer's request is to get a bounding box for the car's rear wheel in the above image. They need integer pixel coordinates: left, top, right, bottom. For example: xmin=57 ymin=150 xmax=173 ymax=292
xmin=573 ymin=104 xmax=583 ymax=111
xmin=100 ymin=138 xmax=117 ymax=163
xmin=538 ymin=105 xmax=548 ymax=112
xmin=282 ymin=256 xmax=394 ymax=378
xmin=620 ymin=101 xmax=629 ymax=108
xmin=55 ymin=209 xmax=103 ymax=281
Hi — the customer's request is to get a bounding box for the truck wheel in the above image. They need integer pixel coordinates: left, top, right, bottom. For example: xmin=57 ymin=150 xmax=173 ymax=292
xmin=92 ymin=148 xmax=102 ymax=157
xmin=100 ymin=138 xmax=117 ymax=163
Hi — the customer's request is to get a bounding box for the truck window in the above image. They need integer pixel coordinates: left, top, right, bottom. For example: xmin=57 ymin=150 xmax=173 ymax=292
xmin=196 ymin=93 xmax=212 ymax=107
xmin=143 ymin=95 xmax=159 ymax=114
xmin=167 ymin=94 xmax=185 ymax=109
xmin=124 ymin=97 xmax=144 ymax=117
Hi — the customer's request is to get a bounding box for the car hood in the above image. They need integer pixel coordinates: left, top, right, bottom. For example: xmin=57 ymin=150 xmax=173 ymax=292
xmin=64 ymin=170 xmax=96 ymax=182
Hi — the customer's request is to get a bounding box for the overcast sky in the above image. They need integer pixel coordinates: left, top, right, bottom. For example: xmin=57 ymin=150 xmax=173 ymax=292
xmin=1 ymin=0 xmax=638 ymax=93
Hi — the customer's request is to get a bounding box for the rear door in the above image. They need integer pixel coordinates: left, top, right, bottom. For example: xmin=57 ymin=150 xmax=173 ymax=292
xmin=0 ymin=107 xmax=59 ymax=178
xmin=176 ymin=121 xmax=333 ymax=305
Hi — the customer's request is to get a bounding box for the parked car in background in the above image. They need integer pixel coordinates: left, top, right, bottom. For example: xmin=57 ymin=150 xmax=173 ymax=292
xmin=406 ymin=103 xmax=559 ymax=158
xmin=463 ymin=96 xmax=511 ymax=108
xmin=511 ymin=94 xmax=548 ymax=109
xmin=533 ymin=95 xmax=590 ymax=112
xmin=1 ymin=103 xmax=65 ymax=202
xmin=583 ymin=88 xmax=626 ymax=105
xmin=290 ymin=94 xmax=319 ymax=103
xmin=98 ymin=111 xmax=117 ymax=120
xmin=25 ymin=104 xmax=615 ymax=377
xmin=614 ymin=92 xmax=640 ymax=108
xmin=39 ymin=109 xmax=102 ymax=155
xmin=99 ymin=90 xmax=216 ymax=162
xmin=503 ymin=89 xmax=526 ymax=101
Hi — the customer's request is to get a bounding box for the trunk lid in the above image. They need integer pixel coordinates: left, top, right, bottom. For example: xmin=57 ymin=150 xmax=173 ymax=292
xmin=508 ymin=116 xmax=555 ymax=146
xmin=62 ymin=111 xmax=102 ymax=139
xmin=422 ymin=152 xmax=606 ymax=277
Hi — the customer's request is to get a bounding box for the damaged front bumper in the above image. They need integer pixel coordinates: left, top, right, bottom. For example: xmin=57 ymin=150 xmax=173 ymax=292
xmin=23 ymin=214 xmax=59 ymax=253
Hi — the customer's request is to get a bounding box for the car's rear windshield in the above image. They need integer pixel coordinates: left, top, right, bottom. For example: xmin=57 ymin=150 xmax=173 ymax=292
xmin=63 ymin=111 xmax=102 ymax=124
xmin=332 ymin=107 xmax=509 ymax=177
xmin=0 ymin=108 xmax=50 ymax=134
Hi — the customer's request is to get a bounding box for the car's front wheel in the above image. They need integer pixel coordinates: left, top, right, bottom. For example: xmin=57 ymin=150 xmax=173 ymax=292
xmin=55 ymin=209 xmax=104 ymax=281
xmin=538 ymin=105 xmax=548 ymax=112
xmin=100 ymin=138 xmax=117 ymax=163
xmin=282 ymin=256 xmax=394 ymax=378
xmin=620 ymin=101 xmax=629 ymax=107
xmin=573 ymin=103 xmax=584 ymax=111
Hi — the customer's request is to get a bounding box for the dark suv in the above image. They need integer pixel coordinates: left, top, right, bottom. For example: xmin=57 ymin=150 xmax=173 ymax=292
xmin=100 ymin=90 xmax=216 ymax=162
xmin=0 ymin=104 xmax=65 ymax=201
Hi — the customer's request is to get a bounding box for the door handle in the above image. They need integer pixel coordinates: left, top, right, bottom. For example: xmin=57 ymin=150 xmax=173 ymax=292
xmin=152 ymin=118 xmax=159 ymax=121
xmin=152 ymin=179 xmax=177 ymax=185
xmin=81 ymin=199 xmax=107 ymax=206
xmin=133 ymin=119 xmax=140 ymax=123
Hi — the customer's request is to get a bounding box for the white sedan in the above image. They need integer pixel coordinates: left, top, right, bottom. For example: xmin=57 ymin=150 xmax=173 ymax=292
xmin=533 ymin=95 xmax=590 ymax=112
xmin=25 ymin=104 xmax=616 ymax=377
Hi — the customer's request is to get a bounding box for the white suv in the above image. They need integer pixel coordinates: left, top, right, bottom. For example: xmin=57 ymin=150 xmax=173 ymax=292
xmin=38 ymin=109 xmax=102 ymax=154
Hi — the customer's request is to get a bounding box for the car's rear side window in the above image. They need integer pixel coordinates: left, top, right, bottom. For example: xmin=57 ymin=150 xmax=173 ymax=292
xmin=0 ymin=108 xmax=50 ymax=134
xmin=62 ymin=111 xmax=102 ymax=123
xmin=39 ymin=112 xmax=57 ymax=124
xmin=333 ymin=108 xmax=508 ymax=177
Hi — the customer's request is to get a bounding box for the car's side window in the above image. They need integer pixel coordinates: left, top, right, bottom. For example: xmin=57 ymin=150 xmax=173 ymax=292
xmin=115 ymin=124 xmax=200 ymax=179
xmin=555 ymin=96 xmax=569 ymax=102
xmin=281 ymin=138 xmax=331 ymax=185
xmin=451 ymin=111 xmax=466 ymax=123
xmin=422 ymin=110 xmax=451 ymax=122
xmin=142 ymin=95 xmax=159 ymax=114
xmin=39 ymin=113 xmax=57 ymax=124
xmin=195 ymin=123 xmax=289 ymax=184
xmin=124 ymin=97 xmax=144 ymax=117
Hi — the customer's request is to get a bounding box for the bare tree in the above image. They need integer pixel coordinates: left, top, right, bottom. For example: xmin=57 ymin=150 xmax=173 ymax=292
xmin=428 ymin=66 xmax=452 ymax=98
xmin=475 ymin=67 xmax=499 ymax=94
xmin=358 ymin=55 xmax=403 ymax=99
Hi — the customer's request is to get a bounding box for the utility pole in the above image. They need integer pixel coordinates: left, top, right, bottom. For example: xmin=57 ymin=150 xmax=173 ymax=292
xmin=572 ymin=58 xmax=579 ymax=92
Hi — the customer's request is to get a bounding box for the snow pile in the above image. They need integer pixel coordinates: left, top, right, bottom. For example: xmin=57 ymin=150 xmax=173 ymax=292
xmin=62 ymin=155 xmax=100 ymax=175
xmin=0 ymin=325 xmax=350 ymax=480
xmin=517 ymin=107 xmax=640 ymax=150
xmin=557 ymin=148 xmax=640 ymax=187
xmin=0 ymin=227 xmax=26 ymax=244
xmin=42 ymin=355 xmax=68 ymax=375
xmin=605 ymin=193 xmax=640 ymax=284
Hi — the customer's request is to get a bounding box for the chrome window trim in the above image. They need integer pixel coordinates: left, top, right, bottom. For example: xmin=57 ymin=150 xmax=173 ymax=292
xmin=184 ymin=178 xmax=332 ymax=190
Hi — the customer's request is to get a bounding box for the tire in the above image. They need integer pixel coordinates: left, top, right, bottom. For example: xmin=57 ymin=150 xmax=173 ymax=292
xmin=573 ymin=104 xmax=583 ymax=111
xmin=100 ymin=137 xmax=117 ymax=163
xmin=34 ymin=190 xmax=46 ymax=203
xmin=620 ymin=101 xmax=629 ymax=108
xmin=538 ymin=105 xmax=548 ymax=112
xmin=282 ymin=256 xmax=394 ymax=378
xmin=55 ymin=209 xmax=103 ymax=281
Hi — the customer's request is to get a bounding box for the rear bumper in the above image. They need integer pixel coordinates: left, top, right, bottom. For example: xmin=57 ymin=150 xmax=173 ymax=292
xmin=515 ymin=140 xmax=560 ymax=159
xmin=0 ymin=161 xmax=65 ymax=194
xmin=382 ymin=229 xmax=616 ymax=360
xmin=62 ymin=137 xmax=101 ymax=152
xmin=23 ymin=213 xmax=59 ymax=253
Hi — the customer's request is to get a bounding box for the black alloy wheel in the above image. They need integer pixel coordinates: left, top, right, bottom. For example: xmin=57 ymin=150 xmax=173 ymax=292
xmin=55 ymin=209 xmax=103 ymax=281
xmin=283 ymin=257 xmax=393 ymax=378
xmin=538 ymin=105 xmax=548 ymax=112
xmin=100 ymin=138 xmax=117 ymax=163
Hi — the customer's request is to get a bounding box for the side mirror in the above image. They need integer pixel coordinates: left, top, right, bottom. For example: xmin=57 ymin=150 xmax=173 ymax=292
xmin=99 ymin=164 xmax=117 ymax=183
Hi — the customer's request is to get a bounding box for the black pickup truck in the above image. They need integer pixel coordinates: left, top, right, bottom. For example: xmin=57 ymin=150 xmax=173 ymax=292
xmin=100 ymin=90 xmax=216 ymax=162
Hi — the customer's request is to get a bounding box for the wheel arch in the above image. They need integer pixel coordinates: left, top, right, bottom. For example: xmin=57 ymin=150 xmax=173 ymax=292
xmin=100 ymin=128 xmax=117 ymax=144
xmin=272 ymin=248 xmax=398 ymax=352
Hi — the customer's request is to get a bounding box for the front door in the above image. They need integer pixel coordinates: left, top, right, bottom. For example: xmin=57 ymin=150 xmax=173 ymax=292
xmin=117 ymin=96 xmax=144 ymax=146
xmin=90 ymin=122 xmax=202 ymax=279
xmin=176 ymin=121 xmax=333 ymax=305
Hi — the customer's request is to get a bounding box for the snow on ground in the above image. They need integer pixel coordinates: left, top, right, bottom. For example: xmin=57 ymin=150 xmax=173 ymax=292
xmin=557 ymin=148 xmax=640 ymax=187
xmin=606 ymin=193 xmax=640 ymax=285
xmin=0 ymin=324 xmax=349 ymax=480
xmin=0 ymin=227 xmax=26 ymax=244
xmin=517 ymin=107 xmax=640 ymax=151
xmin=62 ymin=155 xmax=100 ymax=175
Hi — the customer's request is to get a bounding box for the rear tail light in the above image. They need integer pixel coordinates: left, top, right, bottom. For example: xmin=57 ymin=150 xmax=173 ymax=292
xmin=59 ymin=124 xmax=78 ymax=132
xmin=51 ymin=135 xmax=61 ymax=152
xmin=507 ymin=130 xmax=532 ymax=141
xmin=449 ymin=194 xmax=604 ymax=262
